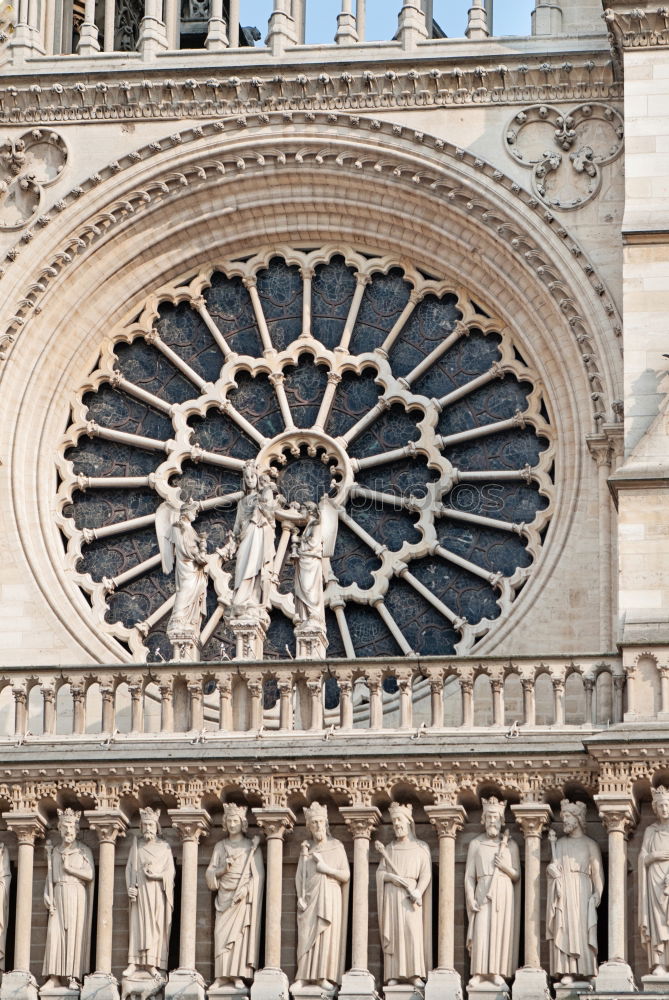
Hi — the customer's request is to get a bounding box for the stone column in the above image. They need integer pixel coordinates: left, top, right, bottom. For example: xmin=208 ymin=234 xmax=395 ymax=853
xmin=205 ymin=0 xmax=228 ymax=50
xmin=77 ymin=0 xmax=100 ymax=53
xmin=466 ymin=0 xmax=489 ymax=38
xmin=0 ymin=813 xmax=45 ymax=1000
xmin=228 ymin=0 xmax=240 ymax=46
xmin=339 ymin=806 xmax=381 ymax=1000
xmin=397 ymin=1 xmax=428 ymax=49
xmin=165 ymin=809 xmax=211 ymax=1000
xmin=335 ymin=0 xmax=358 ymax=43
xmin=511 ymin=803 xmax=552 ymax=1000
xmin=593 ymin=795 xmax=638 ymax=993
xmin=424 ymin=804 xmax=467 ymax=1000
xmin=139 ymin=0 xmax=168 ymax=57
xmin=81 ymin=811 xmax=128 ymax=1000
xmin=267 ymin=0 xmax=297 ymax=56
xmin=251 ymin=808 xmax=296 ymax=1000
xmin=531 ymin=0 xmax=562 ymax=35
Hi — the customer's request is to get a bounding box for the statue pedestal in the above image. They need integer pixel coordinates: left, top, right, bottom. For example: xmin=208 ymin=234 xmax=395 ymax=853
xmin=167 ymin=624 xmax=201 ymax=662
xmin=554 ymin=980 xmax=593 ymax=1000
xmin=291 ymin=984 xmax=336 ymax=1000
xmin=383 ymin=984 xmax=425 ymax=1000
xmin=207 ymin=984 xmax=249 ymax=1000
xmin=229 ymin=615 xmax=267 ymax=660
xmin=249 ymin=969 xmax=289 ymax=1000
xmin=593 ymin=961 xmax=636 ymax=995
xmin=40 ymin=988 xmax=79 ymax=1000
xmin=466 ymin=980 xmax=509 ymax=1000
xmin=121 ymin=971 xmax=166 ymax=1000
xmin=511 ymin=968 xmax=550 ymax=1000
xmin=642 ymin=975 xmax=669 ymax=994
xmin=425 ymin=969 xmax=463 ymax=1000
xmin=164 ymin=971 xmax=205 ymax=1000
xmin=339 ymin=969 xmax=380 ymax=1000
xmin=1 ymin=973 xmax=39 ymax=1000
xmin=295 ymin=621 xmax=327 ymax=660
xmin=81 ymin=974 xmax=121 ymax=1000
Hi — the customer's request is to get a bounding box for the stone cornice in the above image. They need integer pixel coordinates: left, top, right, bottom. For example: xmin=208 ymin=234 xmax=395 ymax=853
xmin=603 ymin=6 xmax=669 ymax=50
xmin=0 ymin=56 xmax=620 ymax=126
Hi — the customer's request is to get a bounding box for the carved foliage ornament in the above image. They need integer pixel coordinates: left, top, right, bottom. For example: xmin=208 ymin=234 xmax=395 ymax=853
xmin=56 ymin=246 xmax=555 ymax=662
xmin=505 ymin=103 xmax=623 ymax=211
xmin=0 ymin=128 xmax=67 ymax=230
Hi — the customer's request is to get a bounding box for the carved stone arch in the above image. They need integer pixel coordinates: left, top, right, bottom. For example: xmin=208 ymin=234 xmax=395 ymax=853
xmin=0 ymin=115 xmax=620 ymax=665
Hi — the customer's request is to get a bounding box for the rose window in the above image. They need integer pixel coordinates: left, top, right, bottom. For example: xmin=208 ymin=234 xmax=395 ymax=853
xmin=57 ymin=248 xmax=555 ymax=662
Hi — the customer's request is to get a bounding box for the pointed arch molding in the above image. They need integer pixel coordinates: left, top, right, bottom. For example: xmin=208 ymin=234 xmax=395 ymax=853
xmin=0 ymin=113 xmax=621 ymax=663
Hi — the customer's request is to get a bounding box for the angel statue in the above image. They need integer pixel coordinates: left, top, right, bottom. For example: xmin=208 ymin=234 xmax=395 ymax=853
xmin=291 ymin=496 xmax=339 ymax=632
xmin=155 ymin=497 xmax=208 ymax=655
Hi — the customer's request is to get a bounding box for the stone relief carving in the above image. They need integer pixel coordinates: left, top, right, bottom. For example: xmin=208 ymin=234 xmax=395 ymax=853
xmin=604 ymin=7 xmax=669 ymax=50
xmin=639 ymin=785 xmax=669 ymax=976
xmin=0 ymin=59 xmax=621 ymax=127
xmin=205 ymin=803 xmax=264 ymax=990
xmin=465 ymin=797 xmax=520 ymax=990
xmin=375 ymin=802 xmax=432 ymax=988
xmin=546 ymin=800 xmax=604 ymax=983
xmin=0 ymin=129 xmax=67 ymax=230
xmin=124 ymin=807 xmax=175 ymax=989
xmin=505 ymin=103 xmax=624 ymax=210
xmin=42 ymin=809 xmax=95 ymax=990
xmin=294 ymin=802 xmax=350 ymax=993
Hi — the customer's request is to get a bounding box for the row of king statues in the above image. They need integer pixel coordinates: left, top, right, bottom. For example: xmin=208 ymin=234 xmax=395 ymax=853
xmin=4 ymin=790 xmax=669 ymax=996
xmin=156 ymin=460 xmax=339 ymax=661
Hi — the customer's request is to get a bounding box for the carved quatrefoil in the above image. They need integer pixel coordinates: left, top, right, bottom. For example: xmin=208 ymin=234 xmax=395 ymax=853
xmin=505 ymin=103 xmax=624 ymax=211
xmin=0 ymin=128 xmax=68 ymax=230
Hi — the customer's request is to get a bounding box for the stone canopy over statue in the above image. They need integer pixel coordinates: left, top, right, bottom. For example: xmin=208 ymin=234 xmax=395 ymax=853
xmin=155 ymin=459 xmax=339 ymax=662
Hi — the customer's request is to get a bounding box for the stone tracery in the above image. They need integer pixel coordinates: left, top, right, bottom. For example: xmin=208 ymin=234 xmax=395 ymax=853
xmin=56 ymin=247 xmax=554 ymax=663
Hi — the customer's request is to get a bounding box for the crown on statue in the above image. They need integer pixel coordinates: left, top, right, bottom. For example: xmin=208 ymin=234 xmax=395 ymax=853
xmin=56 ymin=808 xmax=81 ymax=826
xmin=304 ymin=802 xmax=328 ymax=824
xmin=389 ymin=801 xmax=413 ymax=821
xmin=223 ymin=802 xmax=248 ymax=830
xmin=652 ymin=786 xmax=669 ymax=804
xmin=481 ymin=796 xmax=507 ymax=819
xmin=139 ymin=806 xmax=162 ymax=825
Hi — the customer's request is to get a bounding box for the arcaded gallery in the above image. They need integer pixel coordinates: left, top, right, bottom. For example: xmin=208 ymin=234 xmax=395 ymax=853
xmin=0 ymin=1 xmax=666 ymax=1000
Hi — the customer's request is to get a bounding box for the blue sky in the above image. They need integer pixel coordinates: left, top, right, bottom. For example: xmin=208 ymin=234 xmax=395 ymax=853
xmin=239 ymin=1 xmax=536 ymax=42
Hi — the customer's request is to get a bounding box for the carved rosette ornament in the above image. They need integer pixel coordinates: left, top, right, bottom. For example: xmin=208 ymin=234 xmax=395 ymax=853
xmin=0 ymin=129 xmax=68 ymax=230
xmin=505 ymin=103 xmax=624 ymax=210
xmin=57 ymin=246 xmax=555 ymax=663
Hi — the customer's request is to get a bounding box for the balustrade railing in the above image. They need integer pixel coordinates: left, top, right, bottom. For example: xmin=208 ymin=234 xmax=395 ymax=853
xmin=0 ymin=655 xmax=624 ymax=739
xmin=6 ymin=1 xmax=562 ymax=64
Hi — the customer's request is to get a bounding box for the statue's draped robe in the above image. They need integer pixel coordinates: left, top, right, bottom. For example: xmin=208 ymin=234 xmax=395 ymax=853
xmin=639 ymin=822 xmax=669 ymax=965
xmin=205 ymin=838 xmax=264 ymax=979
xmin=546 ymin=835 xmax=603 ymax=977
xmin=126 ymin=837 xmax=175 ymax=970
xmin=465 ymin=835 xmax=520 ymax=978
xmin=171 ymin=518 xmax=207 ymax=627
xmin=296 ymin=839 xmax=349 ymax=984
xmin=42 ymin=840 xmax=94 ymax=979
xmin=0 ymin=845 xmax=10 ymax=970
xmin=233 ymin=490 xmax=276 ymax=610
xmin=376 ymin=839 xmax=431 ymax=982
xmin=294 ymin=518 xmax=324 ymax=625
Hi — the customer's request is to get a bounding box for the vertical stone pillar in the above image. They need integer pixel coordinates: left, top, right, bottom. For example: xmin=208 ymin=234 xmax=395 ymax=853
xmin=139 ymin=0 xmax=168 ymax=57
xmin=424 ymin=804 xmax=467 ymax=1000
xmin=510 ymin=803 xmax=552 ymax=1000
xmin=340 ymin=806 xmax=381 ymax=1000
xmin=0 ymin=813 xmax=45 ymax=1000
xmin=397 ymin=1 xmax=428 ymax=49
xmin=81 ymin=811 xmax=128 ymax=1000
xmin=103 ymin=0 xmax=117 ymax=51
xmin=206 ymin=0 xmax=228 ymax=49
xmin=584 ymin=676 xmax=595 ymax=725
xmin=461 ymin=672 xmax=474 ymax=726
xmin=335 ymin=0 xmax=358 ymax=43
xmin=13 ymin=685 xmax=27 ymax=737
xmin=228 ymin=0 xmax=240 ymax=46
xmin=267 ymin=0 xmax=297 ymax=55
xmin=101 ymin=685 xmax=115 ymax=733
xmin=165 ymin=809 xmax=211 ymax=1000
xmin=466 ymin=0 xmax=489 ymax=38
xmin=521 ymin=676 xmax=535 ymax=726
xmin=77 ymin=0 xmax=100 ymax=54
xmin=42 ymin=685 xmax=56 ymax=735
xmin=593 ymin=795 xmax=638 ymax=993
xmin=251 ymin=808 xmax=296 ymax=1000
xmin=531 ymin=0 xmax=562 ymax=35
